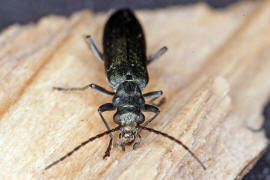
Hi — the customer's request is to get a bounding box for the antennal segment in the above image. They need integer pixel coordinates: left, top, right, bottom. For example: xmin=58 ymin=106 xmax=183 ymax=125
xmin=139 ymin=126 xmax=206 ymax=170
xmin=45 ymin=126 xmax=120 ymax=170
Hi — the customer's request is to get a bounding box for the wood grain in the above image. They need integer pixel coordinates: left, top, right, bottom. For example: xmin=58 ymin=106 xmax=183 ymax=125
xmin=0 ymin=1 xmax=269 ymax=179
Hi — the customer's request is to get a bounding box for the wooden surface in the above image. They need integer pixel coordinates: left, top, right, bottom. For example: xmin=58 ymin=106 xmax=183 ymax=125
xmin=0 ymin=1 xmax=270 ymax=179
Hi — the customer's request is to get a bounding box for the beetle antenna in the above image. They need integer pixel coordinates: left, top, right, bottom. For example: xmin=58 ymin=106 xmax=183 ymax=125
xmin=45 ymin=126 xmax=121 ymax=170
xmin=139 ymin=126 xmax=206 ymax=170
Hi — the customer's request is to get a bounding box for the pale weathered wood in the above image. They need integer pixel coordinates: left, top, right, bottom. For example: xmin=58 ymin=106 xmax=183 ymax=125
xmin=0 ymin=1 xmax=269 ymax=179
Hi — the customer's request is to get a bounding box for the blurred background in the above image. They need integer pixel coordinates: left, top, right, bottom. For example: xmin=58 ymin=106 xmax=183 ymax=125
xmin=0 ymin=0 xmax=241 ymax=30
xmin=0 ymin=0 xmax=269 ymax=179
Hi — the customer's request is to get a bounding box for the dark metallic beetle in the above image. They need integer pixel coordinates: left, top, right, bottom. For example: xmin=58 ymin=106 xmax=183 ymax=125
xmin=45 ymin=9 xmax=205 ymax=170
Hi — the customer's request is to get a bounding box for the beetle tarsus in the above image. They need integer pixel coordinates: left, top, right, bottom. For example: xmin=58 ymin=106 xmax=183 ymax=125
xmin=103 ymin=138 xmax=113 ymax=159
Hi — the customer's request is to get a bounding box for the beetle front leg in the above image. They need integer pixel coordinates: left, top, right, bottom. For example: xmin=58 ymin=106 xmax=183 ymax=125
xmin=98 ymin=103 xmax=116 ymax=158
xmin=142 ymin=104 xmax=160 ymax=127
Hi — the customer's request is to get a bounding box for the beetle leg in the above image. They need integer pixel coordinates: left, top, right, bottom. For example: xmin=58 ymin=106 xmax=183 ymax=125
xmin=150 ymin=97 xmax=166 ymax=107
xmin=143 ymin=90 xmax=165 ymax=107
xmin=86 ymin=35 xmax=104 ymax=62
xmin=89 ymin=83 xmax=115 ymax=96
xmin=147 ymin=46 xmax=168 ymax=65
xmin=53 ymin=83 xmax=115 ymax=96
xmin=98 ymin=103 xmax=116 ymax=159
xmin=53 ymin=85 xmax=91 ymax=91
xmin=142 ymin=104 xmax=160 ymax=127
xmin=143 ymin=90 xmax=162 ymax=99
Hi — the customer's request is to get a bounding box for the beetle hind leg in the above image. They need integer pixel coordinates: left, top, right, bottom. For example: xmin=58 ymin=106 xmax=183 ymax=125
xmin=147 ymin=46 xmax=168 ymax=65
xmin=85 ymin=35 xmax=104 ymax=62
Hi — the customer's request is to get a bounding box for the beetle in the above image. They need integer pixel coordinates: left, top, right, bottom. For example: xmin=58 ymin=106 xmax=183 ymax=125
xmin=45 ymin=8 xmax=206 ymax=170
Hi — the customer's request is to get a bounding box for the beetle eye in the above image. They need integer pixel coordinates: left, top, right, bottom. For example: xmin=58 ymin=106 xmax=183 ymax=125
xmin=113 ymin=113 xmax=121 ymax=124
xmin=138 ymin=113 xmax=145 ymax=123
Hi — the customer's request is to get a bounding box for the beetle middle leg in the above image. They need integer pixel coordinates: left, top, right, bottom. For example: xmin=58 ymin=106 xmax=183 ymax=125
xmin=53 ymin=83 xmax=115 ymax=96
xmin=98 ymin=103 xmax=116 ymax=158
xmin=143 ymin=90 xmax=165 ymax=107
